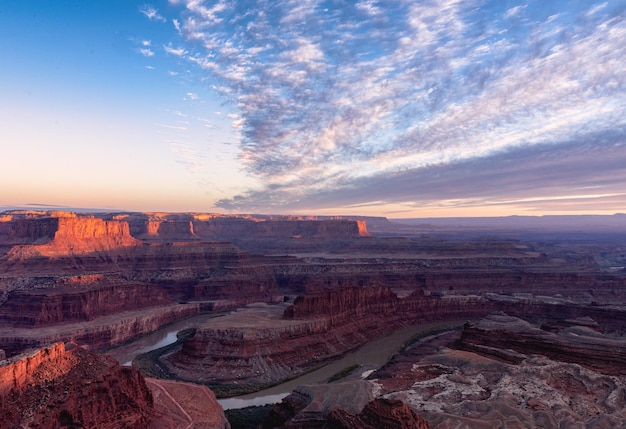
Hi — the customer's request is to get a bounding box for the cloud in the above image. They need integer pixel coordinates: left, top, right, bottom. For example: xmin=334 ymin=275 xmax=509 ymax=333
xmin=164 ymin=44 xmax=187 ymax=57
xmin=217 ymin=131 xmax=626 ymax=214
xmin=173 ymin=19 xmax=182 ymax=34
xmin=140 ymin=4 xmax=166 ymax=22
xmin=159 ymin=123 xmax=188 ymax=131
xmin=504 ymin=5 xmax=526 ymax=19
xmin=139 ymin=47 xmax=155 ymax=57
xmin=165 ymin=0 xmax=626 ymax=214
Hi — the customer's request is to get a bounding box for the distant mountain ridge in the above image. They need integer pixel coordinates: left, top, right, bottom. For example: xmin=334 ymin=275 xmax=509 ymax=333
xmin=392 ymin=214 xmax=626 ymax=233
xmin=3 ymin=206 xmax=626 ymax=234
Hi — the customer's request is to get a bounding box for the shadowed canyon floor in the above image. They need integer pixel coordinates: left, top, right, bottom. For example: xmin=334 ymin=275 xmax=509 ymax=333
xmin=1 ymin=210 xmax=626 ymax=427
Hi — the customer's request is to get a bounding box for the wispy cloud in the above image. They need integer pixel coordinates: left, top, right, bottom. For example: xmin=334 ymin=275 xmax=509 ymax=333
xmin=139 ymin=47 xmax=154 ymax=57
xmin=164 ymin=0 xmax=626 ymax=214
xmin=139 ymin=4 xmax=166 ymax=22
xmin=164 ymin=44 xmax=187 ymax=57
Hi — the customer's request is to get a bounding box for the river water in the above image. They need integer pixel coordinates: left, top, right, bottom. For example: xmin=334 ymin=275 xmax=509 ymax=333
xmin=218 ymin=320 xmax=462 ymax=409
xmin=107 ymin=315 xmax=462 ymax=410
xmin=105 ymin=313 xmax=222 ymax=366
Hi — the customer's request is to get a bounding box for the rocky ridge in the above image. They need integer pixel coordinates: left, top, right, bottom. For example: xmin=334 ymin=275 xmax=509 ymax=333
xmin=0 ymin=211 xmax=369 ymax=355
xmin=0 ymin=342 xmax=153 ymax=428
xmin=0 ymin=303 xmax=201 ymax=357
xmin=3 ymin=210 xmax=626 ymax=427
xmin=164 ymin=285 xmax=626 ymax=390
xmin=326 ymin=398 xmax=430 ymax=429
xmin=366 ymin=314 xmax=626 ymax=428
xmin=0 ymin=341 xmax=231 ymax=428
xmin=459 ymin=313 xmax=626 ymax=375
xmin=264 ymin=381 xmax=430 ymax=429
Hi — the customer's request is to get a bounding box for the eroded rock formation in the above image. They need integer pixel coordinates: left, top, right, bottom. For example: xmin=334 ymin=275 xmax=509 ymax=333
xmin=0 ymin=342 xmax=231 ymax=429
xmin=164 ymin=285 xmax=626 ymax=391
xmin=326 ymin=399 xmax=430 ymax=429
xmin=370 ymin=314 xmax=626 ymax=428
xmin=0 ymin=211 xmax=381 ymax=359
xmin=263 ymin=380 xmax=375 ymax=428
xmin=459 ymin=313 xmax=626 ymax=375
xmin=146 ymin=378 xmax=230 ymax=429
xmin=0 ymin=342 xmax=153 ymax=428
xmin=120 ymin=212 xmax=370 ymax=242
xmin=3 ymin=209 xmax=626 ymax=428
xmin=263 ymin=383 xmax=430 ymax=429
xmin=0 ymin=303 xmax=201 ymax=357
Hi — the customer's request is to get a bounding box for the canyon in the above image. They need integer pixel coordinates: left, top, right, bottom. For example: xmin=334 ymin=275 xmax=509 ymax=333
xmin=0 ymin=342 xmax=153 ymax=428
xmin=0 ymin=341 xmax=229 ymax=428
xmin=1 ymin=210 xmax=626 ymax=427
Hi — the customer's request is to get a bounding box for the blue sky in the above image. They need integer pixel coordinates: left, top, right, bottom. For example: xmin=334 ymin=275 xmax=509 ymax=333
xmin=1 ymin=1 xmax=625 ymax=217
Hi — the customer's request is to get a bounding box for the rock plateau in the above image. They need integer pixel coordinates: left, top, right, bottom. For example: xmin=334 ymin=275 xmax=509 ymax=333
xmin=2 ymin=210 xmax=626 ymax=427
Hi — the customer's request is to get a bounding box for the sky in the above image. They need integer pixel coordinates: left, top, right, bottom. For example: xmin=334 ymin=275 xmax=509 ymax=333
xmin=1 ymin=0 xmax=625 ymax=218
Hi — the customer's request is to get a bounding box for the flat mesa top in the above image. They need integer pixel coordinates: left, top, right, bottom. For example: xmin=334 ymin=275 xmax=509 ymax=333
xmin=197 ymin=302 xmax=323 ymax=331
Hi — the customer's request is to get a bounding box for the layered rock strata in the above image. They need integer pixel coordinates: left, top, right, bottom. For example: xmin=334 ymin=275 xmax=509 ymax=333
xmin=163 ymin=288 xmax=483 ymax=387
xmin=164 ymin=286 xmax=626 ymax=389
xmin=123 ymin=212 xmax=369 ymax=242
xmin=264 ymin=383 xmax=430 ymax=429
xmin=0 ymin=303 xmax=201 ymax=357
xmin=326 ymin=398 xmax=430 ymax=429
xmin=0 ymin=342 xmax=153 ymax=428
xmin=0 ymin=282 xmax=172 ymax=327
xmin=164 ymin=303 xmax=339 ymax=386
xmin=0 ymin=342 xmax=231 ymax=428
xmin=263 ymin=380 xmax=376 ymax=428
xmin=459 ymin=313 xmax=626 ymax=375
xmin=373 ymin=315 xmax=626 ymax=428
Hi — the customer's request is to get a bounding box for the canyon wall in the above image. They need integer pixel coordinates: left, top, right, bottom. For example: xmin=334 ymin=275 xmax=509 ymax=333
xmin=373 ymin=314 xmax=626 ymax=428
xmin=263 ymin=381 xmax=430 ymax=429
xmin=121 ymin=212 xmax=369 ymax=242
xmin=166 ymin=286 xmax=626 ymax=388
xmin=0 ymin=282 xmax=172 ymax=327
xmin=165 ymin=288 xmax=479 ymax=387
xmin=0 ymin=342 xmax=231 ymax=428
xmin=459 ymin=313 xmax=626 ymax=375
xmin=0 ymin=303 xmax=202 ymax=357
xmin=0 ymin=342 xmax=153 ymax=428
xmin=0 ymin=212 xmax=138 ymax=250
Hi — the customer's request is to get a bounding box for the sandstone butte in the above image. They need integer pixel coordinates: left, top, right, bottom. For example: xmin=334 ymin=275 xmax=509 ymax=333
xmin=1 ymin=210 xmax=626 ymax=427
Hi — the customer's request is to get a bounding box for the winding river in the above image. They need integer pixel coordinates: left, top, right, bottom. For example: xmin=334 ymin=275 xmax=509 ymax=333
xmin=106 ymin=315 xmax=462 ymax=410
xmin=105 ymin=313 xmax=222 ymax=366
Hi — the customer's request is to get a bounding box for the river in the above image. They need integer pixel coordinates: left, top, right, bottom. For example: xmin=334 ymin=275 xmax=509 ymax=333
xmin=105 ymin=312 xmax=223 ymax=366
xmin=107 ymin=316 xmax=462 ymax=410
xmin=218 ymin=320 xmax=462 ymax=409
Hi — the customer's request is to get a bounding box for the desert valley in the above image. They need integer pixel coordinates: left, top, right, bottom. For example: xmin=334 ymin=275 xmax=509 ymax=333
xmin=1 ymin=210 xmax=625 ymax=428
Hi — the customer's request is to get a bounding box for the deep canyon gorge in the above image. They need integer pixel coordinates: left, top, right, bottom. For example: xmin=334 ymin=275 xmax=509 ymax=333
xmin=1 ymin=210 xmax=626 ymax=428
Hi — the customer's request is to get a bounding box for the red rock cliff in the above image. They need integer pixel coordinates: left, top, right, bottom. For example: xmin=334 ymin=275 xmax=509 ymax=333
xmin=47 ymin=215 xmax=139 ymax=251
xmin=284 ymin=286 xmax=399 ymax=324
xmin=0 ymin=342 xmax=153 ymax=427
xmin=0 ymin=216 xmax=57 ymax=245
xmin=459 ymin=313 xmax=626 ymax=375
xmin=0 ymin=282 xmax=173 ymax=327
xmin=125 ymin=212 xmax=369 ymax=241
